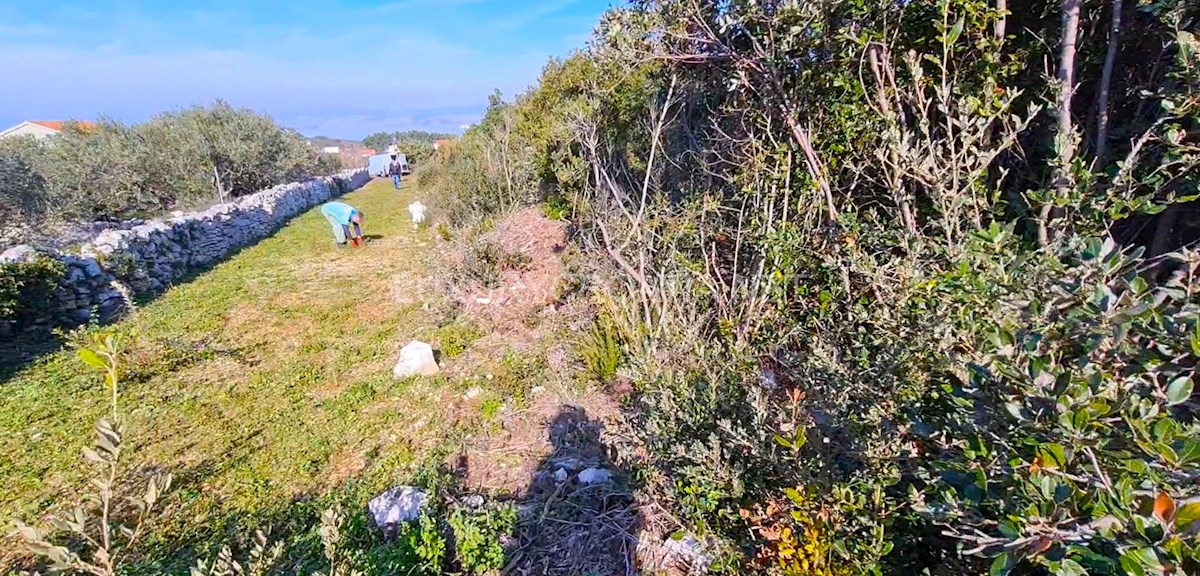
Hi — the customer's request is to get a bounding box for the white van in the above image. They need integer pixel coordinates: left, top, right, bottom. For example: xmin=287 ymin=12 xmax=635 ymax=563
xmin=367 ymin=153 xmax=410 ymax=177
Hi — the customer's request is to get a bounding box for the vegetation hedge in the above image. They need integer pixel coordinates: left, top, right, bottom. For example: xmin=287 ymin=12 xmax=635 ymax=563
xmin=421 ymin=0 xmax=1200 ymax=573
xmin=0 ymin=256 xmax=66 ymax=335
xmin=0 ymin=101 xmax=326 ymax=223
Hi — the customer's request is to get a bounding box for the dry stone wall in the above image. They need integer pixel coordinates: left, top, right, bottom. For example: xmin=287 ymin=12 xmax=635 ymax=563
xmin=0 ymin=168 xmax=369 ymax=330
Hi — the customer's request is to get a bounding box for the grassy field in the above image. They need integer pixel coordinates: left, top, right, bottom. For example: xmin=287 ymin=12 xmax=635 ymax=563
xmin=0 ymin=179 xmax=489 ymax=572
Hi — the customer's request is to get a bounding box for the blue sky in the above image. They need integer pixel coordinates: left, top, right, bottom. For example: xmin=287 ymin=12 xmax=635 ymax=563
xmin=0 ymin=0 xmax=613 ymax=138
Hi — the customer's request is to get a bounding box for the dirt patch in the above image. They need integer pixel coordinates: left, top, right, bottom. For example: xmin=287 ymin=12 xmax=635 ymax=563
xmin=323 ymin=445 xmax=368 ymax=490
xmin=448 ymin=208 xmax=568 ymax=328
xmin=391 ymin=273 xmax=437 ymax=305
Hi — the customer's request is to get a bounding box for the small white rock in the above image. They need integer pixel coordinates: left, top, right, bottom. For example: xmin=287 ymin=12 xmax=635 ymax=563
xmin=554 ymin=468 xmax=568 ymax=483
xmin=578 ymin=467 xmax=613 ymax=485
xmin=662 ymin=533 xmax=715 ymax=574
xmin=0 ymin=245 xmax=38 ymax=264
xmin=476 ymin=297 xmax=492 ymax=305
xmin=393 ymin=340 xmax=440 ymax=378
xmin=368 ymin=486 xmax=427 ymax=526
xmin=465 ymin=386 xmax=484 ymax=399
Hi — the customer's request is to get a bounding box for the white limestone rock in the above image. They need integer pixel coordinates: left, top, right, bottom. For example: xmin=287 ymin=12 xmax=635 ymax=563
xmin=368 ymin=486 xmax=427 ymax=526
xmin=393 ymin=340 xmax=440 ymax=378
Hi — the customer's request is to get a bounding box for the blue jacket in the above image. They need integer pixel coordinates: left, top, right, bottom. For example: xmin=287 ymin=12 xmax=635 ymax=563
xmin=321 ymin=202 xmax=357 ymax=225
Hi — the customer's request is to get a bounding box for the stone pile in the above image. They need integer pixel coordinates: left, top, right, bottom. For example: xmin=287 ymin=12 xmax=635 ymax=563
xmin=1 ymin=168 xmax=370 ymax=329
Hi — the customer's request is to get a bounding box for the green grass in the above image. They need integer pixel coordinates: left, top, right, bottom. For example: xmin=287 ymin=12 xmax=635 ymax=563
xmin=0 ymin=180 xmax=470 ymax=571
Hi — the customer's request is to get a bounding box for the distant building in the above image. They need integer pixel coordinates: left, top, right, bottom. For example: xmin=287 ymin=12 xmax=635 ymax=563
xmin=434 ymin=139 xmax=454 ymax=151
xmin=321 ymin=146 xmax=341 ymax=154
xmin=361 ymin=148 xmax=377 ymax=156
xmin=0 ymin=120 xmax=96 ymax=140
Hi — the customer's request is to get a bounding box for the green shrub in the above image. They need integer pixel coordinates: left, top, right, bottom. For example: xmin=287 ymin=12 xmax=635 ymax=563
xmin=541 ymin=194 xmax=573 ymax=221
xmin=448 ymin=504 xmax=517 ymax=574
xmin=480 ymin=397 xmax=503 ymax=420
xmin=0 ymin=137 xmax=48 ymax=219
xmin=0 ymin=256 xmax=66 ymax=332
xmin=419 ymin=0 xmax=1200 ymax=572
xmin=580 ymin=317 xmax=621 ymax=383
xmin=0 ymin=101 xmax=323 ymax=221
xmin=920 ymin=238 xmax=1200 ymax=574
xmin=495 ymin=349 xmax=545 ymax=407
xmin=457 ymin=238 xmax=504 ymax=288
xmin=363 ymin=513 xmax=448 ymax=576
xmin=435 ymin=321 xmax=483 ymax=358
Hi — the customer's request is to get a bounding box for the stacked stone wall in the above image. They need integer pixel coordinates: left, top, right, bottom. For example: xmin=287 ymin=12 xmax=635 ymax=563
xmin=0 ymin=168 xmax=370 ymax=332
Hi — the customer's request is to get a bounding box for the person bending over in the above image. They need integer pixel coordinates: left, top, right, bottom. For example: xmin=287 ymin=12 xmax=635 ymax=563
xmin=321 ymin=201 xmax=364 ymax=247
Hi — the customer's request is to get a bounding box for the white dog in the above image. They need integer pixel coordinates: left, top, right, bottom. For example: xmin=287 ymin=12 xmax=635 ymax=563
xmin=407 ymin=201 xmax=427 ymax=229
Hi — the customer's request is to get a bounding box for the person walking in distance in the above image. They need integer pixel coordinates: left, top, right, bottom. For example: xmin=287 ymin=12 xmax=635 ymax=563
xmin=388 ymin=155 xmax=403 ymax=190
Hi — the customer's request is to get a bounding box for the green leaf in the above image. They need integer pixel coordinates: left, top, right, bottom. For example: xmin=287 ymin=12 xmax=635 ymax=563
xmin=1036 ymin=443 xmax=1068 ymax=469
xmin=1119 ymin=552 xmax=1146 ymax=576
xmin=784 ymin=487 xmax=803 ymax=504
xmin=77 ymin=348 xmax=107 ymax=370
xmin=946 ymin=20 xmax=964 ymax=46
xmin=1174 ymin=499 xmax=1200 ymax=531
xmin=1120 ymin=547 xmax=1163 ymax=576
xmin=1166 ymin=376 xmax=1193 ymax=406
xmin=990 ymin=553 xmax=1015 ymax=576
xmin=1054 ymin=558 xmax=1088 ymax=576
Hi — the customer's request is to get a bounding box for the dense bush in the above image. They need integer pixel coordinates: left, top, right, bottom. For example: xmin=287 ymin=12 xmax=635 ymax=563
xmin=0 ymin=101 xmax=323 ymax=222
xmin=0 ymin=256 xmax=65 ymax=334
xmin=0 ymin=138 xmax=48 ymax=221
xmin=423 ymin=0 xmax=1200 ymax=573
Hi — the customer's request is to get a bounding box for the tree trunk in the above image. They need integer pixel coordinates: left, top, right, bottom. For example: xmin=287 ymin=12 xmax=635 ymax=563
xmin=868 ymin=44 xmax=918 ymax=235
xmin=212 ymin=164 xmax=226 ymax=203
xmin=1093 ymin=0 xmax=1123 ymax=166
xmin=1041 ymin=0 xmax=1081 ymax=247
xmin=995 ymin=0 xmax=1007 ymax=41
xmin=1150 ymin=204 xmax=1180 ymax=257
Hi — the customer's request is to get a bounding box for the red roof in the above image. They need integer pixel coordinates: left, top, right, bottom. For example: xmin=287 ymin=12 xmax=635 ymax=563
xmin=361 ymin=148 xmax=377 ymax=156
xmin=30 ymin=120 xmax=96 ymax=132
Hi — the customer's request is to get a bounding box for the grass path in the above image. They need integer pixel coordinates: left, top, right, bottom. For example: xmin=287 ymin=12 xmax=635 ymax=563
xmin=0 ymin=179 xmax=470 ymax=570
